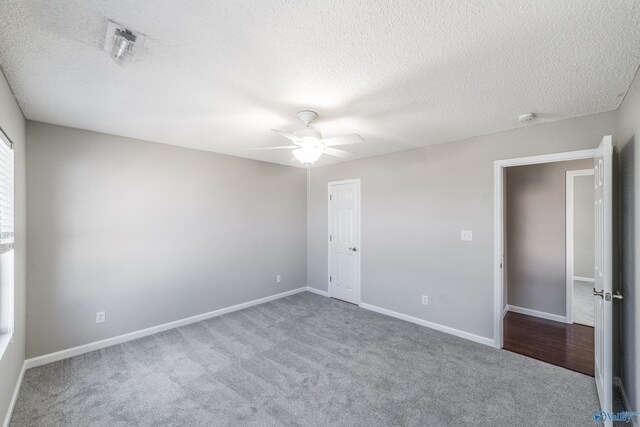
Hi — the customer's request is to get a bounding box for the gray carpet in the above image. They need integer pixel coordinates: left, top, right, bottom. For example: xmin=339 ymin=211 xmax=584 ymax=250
xmin=11 ymin=292 xmax=600 ymax=426
xmin=574 ymin=280 xmax=595 ymax=327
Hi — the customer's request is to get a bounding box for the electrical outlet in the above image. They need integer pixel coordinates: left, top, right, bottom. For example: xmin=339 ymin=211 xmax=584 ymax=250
xmin=96 ymin=311 xmax=106 ymax=324
xmin=276 ymin=275 xmax=282 ymax=283
xmin=421 ymin=295 xmax=428 ymax=305
xmin=461 ymin=230 xmax=473 ymax=241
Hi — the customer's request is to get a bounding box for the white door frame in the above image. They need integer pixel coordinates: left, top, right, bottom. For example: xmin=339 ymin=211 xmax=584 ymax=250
xmin=493 ymin=149 xmax=596 ymax=349
xmin=327 ymin=178 xmax=361 ymax=305
xmin=565 ymin=168 xmax=595 ymax=325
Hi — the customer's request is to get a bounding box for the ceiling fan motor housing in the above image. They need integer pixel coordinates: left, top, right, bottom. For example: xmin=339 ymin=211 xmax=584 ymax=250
xmin=294 ymin=127 xmax=322 ymax=141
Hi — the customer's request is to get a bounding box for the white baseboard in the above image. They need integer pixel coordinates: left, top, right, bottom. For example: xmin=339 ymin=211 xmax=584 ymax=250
xmin=2 ymin=361 xmax=26 ymax=427
xmin=614 ymin=376 xmax=639 ymax=427
xmin=358 ymin=302 xmax=495 ymax=347
xmin=305 ymin=286 xmax=330 ymax=297
xmin=304 ymin=287 xmax=494 ymax=347
xmin=503 ymin=305 xmax=509 ymax=317
xmin=25 ymin=287 xmax=307 ymax=369
xmin=506 ymin=304 xmax=567 ymax=323
xmin=573 ymin=276 xmax=595 ymax=283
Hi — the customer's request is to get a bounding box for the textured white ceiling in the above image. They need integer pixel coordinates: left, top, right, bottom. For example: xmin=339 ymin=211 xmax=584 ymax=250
xmin=0 ymin=1 xmax=639 ymax=167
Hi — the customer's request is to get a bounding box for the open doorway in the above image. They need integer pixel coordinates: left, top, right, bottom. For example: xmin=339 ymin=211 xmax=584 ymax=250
xmin=494 ymin=139 xmax=615 ymax=420
xmin=501 ymin=158 xmax=595 ymax=376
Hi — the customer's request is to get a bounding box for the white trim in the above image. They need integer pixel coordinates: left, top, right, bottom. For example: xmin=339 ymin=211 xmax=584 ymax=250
xmin=565 ymin=170 xmax=574 ymax=324
xmin=502 ymin=305 xmax=509 ymax=317
xmin=566 ymin=168 xmax=595 ymax=325
xmin=305 ymin=286 xmax=330 ymax=297
xmin=310 ymin=287 xmax=496 ymax=347
xmin=0 ymin=332 xmax=12 ymax=362
xmin=494 ymin=162 xmax=504 ymax=348
xmin=24 ymin=287 xmax=307 ymax=369
xmin=0 ymin=249 xmax=15 ymax=361
xmin=309 ymin=287 xmax=496 ymax=348
xmin=614 ymin=377 xmax=639 ymax=427
xmin=2 ymin=361 xmax=25 ymax=427
xmin=494 ymin=149 xmax=598 ymax=168
xmin=326 ymin=178 xmax=361 ymax=186
xmin=506 ymin=304 xmax=567 ymax=323
xmin=494 ymin=148 xmax=597 ymax=349
xmin=327 ymin=178 xmax=361 ymax=305
xmin=359 ymin=302 xmax=494 ymax=347
xmin=573 ymin=276 xmax=595 ymax=283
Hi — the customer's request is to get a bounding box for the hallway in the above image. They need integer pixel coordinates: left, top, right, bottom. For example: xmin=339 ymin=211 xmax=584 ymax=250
xmin=503 ymin=311 xmax=594 ymax=377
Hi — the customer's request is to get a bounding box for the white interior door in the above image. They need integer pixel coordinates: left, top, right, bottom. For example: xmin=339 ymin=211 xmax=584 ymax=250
xmin=328 ymin=180 xmax=361 ymax=304
xmin=593 ymin=135 xmax=613 ymax=424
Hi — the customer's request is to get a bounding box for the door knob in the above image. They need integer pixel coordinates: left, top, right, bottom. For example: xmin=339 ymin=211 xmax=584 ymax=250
xmin=593 ymin=289 xmax=604 ymax=298
xmin=348 ymin=247 xmax=357 ymax=252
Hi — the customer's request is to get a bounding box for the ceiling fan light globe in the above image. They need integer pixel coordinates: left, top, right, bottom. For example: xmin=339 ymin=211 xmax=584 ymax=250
xmin=293 ymin=146 xmax=323 ymax=166
xmin=300 ymin=137 xmax=322 ymax=148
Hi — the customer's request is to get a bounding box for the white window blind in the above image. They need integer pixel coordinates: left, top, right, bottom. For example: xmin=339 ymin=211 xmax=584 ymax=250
xmin=0 ymin=130 xmax=13 ymax=346
xmin=0 ymin=135 xmax=13 ymax=253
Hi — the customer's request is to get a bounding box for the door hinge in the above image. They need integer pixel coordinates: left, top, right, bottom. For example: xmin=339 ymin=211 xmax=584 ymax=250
xmin=329 ymin=276 xmax=332 ymax=282
xmin=329 ymin=235 xmax=332 ymax=242
xmin=329 ymin=194 xmax=332 ymax=201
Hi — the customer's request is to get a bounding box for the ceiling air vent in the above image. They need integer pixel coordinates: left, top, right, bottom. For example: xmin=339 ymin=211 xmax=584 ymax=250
xmin=103 ymin=20 xmax=146 ymax=65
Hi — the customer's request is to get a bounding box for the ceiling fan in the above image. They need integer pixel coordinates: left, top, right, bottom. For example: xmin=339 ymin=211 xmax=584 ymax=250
xmin=249 ymin=110 xmax=364 ymax=166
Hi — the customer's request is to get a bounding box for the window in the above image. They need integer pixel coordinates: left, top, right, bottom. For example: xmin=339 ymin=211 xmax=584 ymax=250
xmin=0 ymin=128 xmax=14 ymax=359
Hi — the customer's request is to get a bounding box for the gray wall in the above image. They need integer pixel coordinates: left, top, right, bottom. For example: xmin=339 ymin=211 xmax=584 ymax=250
xmin=505 ymin=159 xmax=592 ymax=316
xmin=26 ymin=122 xmax=307 ymax=358
xmin=307 ymin=112 xmax=616 ymax=340
xmin=574 ymin=174 xmax=595 ymax=279
xmin=617 ymin=67 xmax=640 ymax=412
xmin=0 ymin=72 xmax=26 ymax=420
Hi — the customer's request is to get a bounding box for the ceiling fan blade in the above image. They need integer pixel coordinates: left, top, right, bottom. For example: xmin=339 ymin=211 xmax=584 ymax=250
xmin=323 ymin=147 xmax=356 ymax=159
xmin=246 ymin=145 xmax=298 ymax=151
xmin=271 ymin=129 xmax=301 ymax=143
xmin=322 ymin=133 xmax=364 ymax=147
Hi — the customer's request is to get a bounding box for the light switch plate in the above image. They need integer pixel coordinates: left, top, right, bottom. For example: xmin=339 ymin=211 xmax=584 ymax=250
xmin=461 ymin=230 xmax=473 ymax=241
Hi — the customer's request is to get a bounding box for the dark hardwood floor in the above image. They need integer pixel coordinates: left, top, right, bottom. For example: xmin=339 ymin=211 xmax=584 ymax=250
xmin=503 ymin=311 xmax=594 ymax=377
